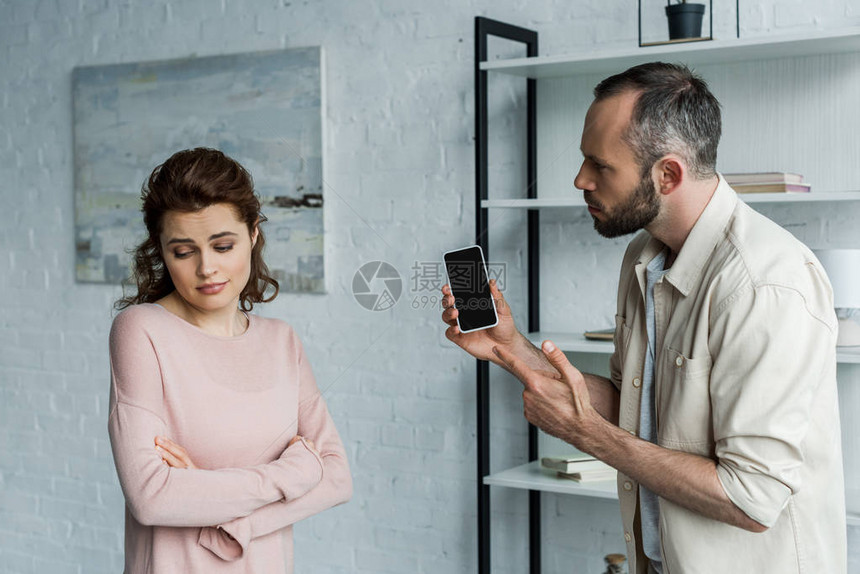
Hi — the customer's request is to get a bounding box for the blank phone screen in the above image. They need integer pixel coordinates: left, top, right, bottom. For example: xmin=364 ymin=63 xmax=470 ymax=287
xmin=444 ymin=246 xmax=497 ymax=332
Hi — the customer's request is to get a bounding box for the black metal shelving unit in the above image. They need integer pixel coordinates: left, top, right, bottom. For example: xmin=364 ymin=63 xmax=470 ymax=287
xmin=474 ymin=16 xmax=540 ymax=574
xmin=471 ymin=16 xmax=860 ymax=573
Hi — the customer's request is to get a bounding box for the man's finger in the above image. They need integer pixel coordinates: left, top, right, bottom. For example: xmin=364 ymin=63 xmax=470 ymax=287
xmin=488 ymin=280 xmax=510 ymax=316
xmin=540 ymin=340 xmax=574 ymax=378
xmin=534 ymin=368 xmax=563 ymax=380
xmin=445 ymin=325 xmax=461 ymax=341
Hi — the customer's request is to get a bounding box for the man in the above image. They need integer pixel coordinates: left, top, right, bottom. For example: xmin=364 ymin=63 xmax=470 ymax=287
xmin=441 ymin=62 xmax=846 ymax=573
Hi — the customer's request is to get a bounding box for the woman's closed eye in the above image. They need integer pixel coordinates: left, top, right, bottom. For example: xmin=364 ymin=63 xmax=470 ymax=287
xmin=173 ymin=244 xmax=234 ymax=259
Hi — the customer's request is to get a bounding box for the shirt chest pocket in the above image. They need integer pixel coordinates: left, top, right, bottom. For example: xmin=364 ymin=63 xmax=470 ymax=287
xmin=657 ymin=347 xmax=714 ymax=455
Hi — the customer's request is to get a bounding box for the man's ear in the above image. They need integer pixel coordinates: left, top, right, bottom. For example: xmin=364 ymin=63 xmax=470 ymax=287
xmin=654 ymin=155 xmax=684 ymax=196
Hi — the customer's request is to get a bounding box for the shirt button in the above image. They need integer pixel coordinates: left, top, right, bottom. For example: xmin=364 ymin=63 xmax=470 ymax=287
xmin=623 ymin=481 xmax=633 ymax=491
xmin=624 ymin=532 xmax=632 ymax=542
xmin=632 ymin=377 xmax=641 ymax=388
xmin=675 ymin=356 xmax=684 ymax=367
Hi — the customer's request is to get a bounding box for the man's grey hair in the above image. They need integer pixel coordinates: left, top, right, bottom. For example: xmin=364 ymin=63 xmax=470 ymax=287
xmin=594 ymin=62 xmax=722 ymax=180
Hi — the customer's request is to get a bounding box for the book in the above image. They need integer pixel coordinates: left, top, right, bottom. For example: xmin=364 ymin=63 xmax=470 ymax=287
xmin=723 ymin=172 xmax=803 ymax=185
xmin=731 ymin=182 xmax=811 ymax=194
xmin=541 ymin=455 xmax=613 ymax=474
xmin=584 ymin=328 xmax=614 ymax=341
xmin=557 ymin=468 xmax=618 ymax=483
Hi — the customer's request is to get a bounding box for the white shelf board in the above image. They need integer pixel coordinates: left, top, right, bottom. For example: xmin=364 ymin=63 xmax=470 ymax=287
xmin=526 ymin=331 xmax=860 ymax=364
xmin=483 ymin=198 xmax=586 ymax=209
xmin=480 ymin=28 xmax=860 ymax=79
xmin=482 ymin=192 xmax=860 ymax=210
xmin=527 ymin=331 xmax=614 ymax=355
xmin=838 ymin=347 xmax=860 ymax=364
xmin=488 ymin=463 xmax=860 ymax=527
xmin=484 ymin=460 xmax=619 ymax=500
xmin=739 ymin=191 xmax=860 ymax=204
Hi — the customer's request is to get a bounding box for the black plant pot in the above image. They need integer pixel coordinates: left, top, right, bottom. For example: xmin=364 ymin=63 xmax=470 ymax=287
xmin=665 ymin=3 xmax=706 ymax=40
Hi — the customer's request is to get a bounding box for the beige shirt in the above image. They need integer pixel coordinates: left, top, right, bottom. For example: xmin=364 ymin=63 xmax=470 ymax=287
xmin=609 ymin=176 xmax=847 ymax=574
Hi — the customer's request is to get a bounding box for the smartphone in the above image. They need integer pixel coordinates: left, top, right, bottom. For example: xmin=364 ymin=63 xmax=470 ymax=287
xmin=443 ymin=245 xmax=499 ymax=333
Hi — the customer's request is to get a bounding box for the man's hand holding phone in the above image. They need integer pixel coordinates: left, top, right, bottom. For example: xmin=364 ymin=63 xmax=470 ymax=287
xmin=441 ymin=245 xmax=516 ymax=364
xmin=441 ymin=245 xmax=558 ymax=376
xmin=441 ymin=277 xmax=520 ymax=365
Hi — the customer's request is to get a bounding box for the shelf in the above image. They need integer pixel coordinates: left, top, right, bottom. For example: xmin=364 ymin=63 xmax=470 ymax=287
xmin=527 ymin=331 xmax=614 ymax=355
xmin=482 ymin=192 xmax=860 ymax=209
xmin=483 ymin=198 xmax=586 ymax=209
xmin=480 ymin=28 xmax=860 ymax=79
xmin=526 ymin=332 xmax=860 ymax=364
xmin=488 ymin=463 xmax=860 ymax=528
xmin=838 ymin=348 xmax=860 ymax=364
xmin=484 ymin=460 xmax=619 ymax=500
xmin=476 ymin=20 xmax=860 ymax=565
xmin=735 ymin=192 xmax=860 ymax=204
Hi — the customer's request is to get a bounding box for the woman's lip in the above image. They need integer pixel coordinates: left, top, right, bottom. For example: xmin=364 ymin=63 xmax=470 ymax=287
xmin=197 ymin=282 xmax=227 ymax=294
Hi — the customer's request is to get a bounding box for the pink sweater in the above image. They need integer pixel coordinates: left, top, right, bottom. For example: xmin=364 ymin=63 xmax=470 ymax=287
xmin=107 ymin=303 xmax=352 ymax=573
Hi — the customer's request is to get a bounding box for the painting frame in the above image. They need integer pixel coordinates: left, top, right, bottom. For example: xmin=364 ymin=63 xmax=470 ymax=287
xmin=72 ymin=46 xmax=326 ymax=294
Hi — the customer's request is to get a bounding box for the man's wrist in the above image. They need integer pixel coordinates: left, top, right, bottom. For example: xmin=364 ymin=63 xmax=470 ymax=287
xmin=512 ymin=332 xmax=550 ymax=370
xmin=571 ymin=411 xmax=614 ymax=459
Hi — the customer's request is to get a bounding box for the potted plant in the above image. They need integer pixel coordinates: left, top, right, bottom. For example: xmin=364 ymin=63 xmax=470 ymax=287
xmin=665 ymin=0 xmax=706 ymax=40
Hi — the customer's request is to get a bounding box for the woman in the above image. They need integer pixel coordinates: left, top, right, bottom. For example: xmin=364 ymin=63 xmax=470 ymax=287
xmin=108 ymin=148 xmax=352 ymax=573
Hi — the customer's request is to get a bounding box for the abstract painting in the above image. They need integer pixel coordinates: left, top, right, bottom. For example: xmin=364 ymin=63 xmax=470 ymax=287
xmin=73 ymin=47 xmax=325 ymax=293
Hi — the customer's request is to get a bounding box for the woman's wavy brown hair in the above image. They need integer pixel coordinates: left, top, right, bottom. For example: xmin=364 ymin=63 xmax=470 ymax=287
xmin=114 ymin=148 xmax=279 ymax=312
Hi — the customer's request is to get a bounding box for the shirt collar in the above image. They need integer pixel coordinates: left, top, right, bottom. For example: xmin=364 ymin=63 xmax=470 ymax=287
xmin=664 ymin=174 xmax=737 ymax=296
xmin=635 ymin=174 xmax=738 ymax=298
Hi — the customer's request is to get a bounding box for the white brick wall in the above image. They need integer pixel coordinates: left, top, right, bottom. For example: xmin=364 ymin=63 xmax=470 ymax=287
xmin=1 ymin=0 xmax=860 ymax=572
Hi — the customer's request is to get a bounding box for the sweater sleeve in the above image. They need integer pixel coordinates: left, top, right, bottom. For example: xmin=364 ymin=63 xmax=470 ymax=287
xmin=199 ymin=332 xmax=352 ymax=561
xmin=107 ymin=308 xmax=324 ymax=528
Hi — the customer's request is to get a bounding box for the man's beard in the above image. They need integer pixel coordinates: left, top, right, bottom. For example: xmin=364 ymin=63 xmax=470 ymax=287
xmin=586 ymin=173 xmax=661 ymax=238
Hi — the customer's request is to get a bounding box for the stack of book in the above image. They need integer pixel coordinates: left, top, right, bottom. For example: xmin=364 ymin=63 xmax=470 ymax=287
xmin=584 ymin=328 xmax=614 ymax=341
xmin=722 ymin=172 xmax=810 ymax=194
xmin=541 ymin=454 xmax=617 ymax=483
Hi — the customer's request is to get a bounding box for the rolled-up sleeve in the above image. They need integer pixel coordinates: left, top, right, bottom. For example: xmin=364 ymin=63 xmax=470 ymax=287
xmin=709 ymin=281 xmax=836 ymax=527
